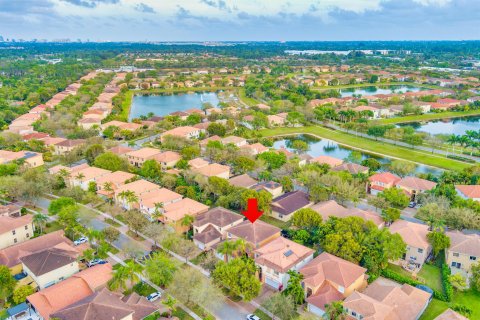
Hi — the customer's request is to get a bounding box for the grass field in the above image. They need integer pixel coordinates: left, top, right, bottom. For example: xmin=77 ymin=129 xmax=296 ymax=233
xmin=376 ymin=109 xmax=480 ymax=125
xmin=259 ymin=126 xmax=471 ymax=171
xmin=238 ymin=88 xmax=261 ymax=106
xmin=420 ymin=290 xmax=480 ymax=319
xmin=312 ymin=81 xmax=442 ymax=91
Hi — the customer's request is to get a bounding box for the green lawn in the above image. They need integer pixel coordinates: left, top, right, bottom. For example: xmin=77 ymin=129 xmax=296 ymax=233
xmin=253 ymin=309 xmax=271 ymax=320
xmin=259 ymin=126 xmax=471 ymax=171
xmin=137 ymin=86 xmax=230 ymax=95
xmin=418 ymin=264 xmax=443 ymax=293
xmin=172 ymin=307 xmax=195 ymax=320
xmin=420 ymin=290 xmax=480 ymax=319
xmin=260 ymin=215 xmax=291 ymax=230
xmin=312 ymin=82 xmax=442 ymax=91
xmin=0 ymin=309 xmax=7 ymax=320
xmin=376 ymin=109 xmax=480 ymax=125
xmin=238 ymin=88 xmax=261 ymax=106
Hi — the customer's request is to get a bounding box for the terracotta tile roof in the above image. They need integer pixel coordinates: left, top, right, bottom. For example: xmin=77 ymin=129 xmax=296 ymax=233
xmin=0 ymin=214 xmax=32 ymax=234
xmin=447 ymin=230 xmax=480 ymax=257
xmin=140 ymin=188 xmax=182 ymax=208
xmin=344 ymin=291 xmax=394 ymax=320
xmin=108 ymin=145 xmax=134 ymax=155
xmin=115 ymin=179 xmax=160 ymax=197
xmin=22 ymin=132 xmax=50 ymax=141
xmin=228 ymin=220 xmax=280 ymax=246
xmin=271 ymin=191 xmax=311 ymax=216
xmin=188 ymin=157 xmax=209 ymax=169
xmin=306 ymin=282 xmax=345 ymax=311
xmin=153 ymin=151 xmax=181 ymax=163
xmin=455 ymin=185 xmax=480 ymax=199
xmin=20 ymin=247 xmax=78 ymax=276
xmin=55 ymin=139 xmax=86 ymax=148
xmin=163 ymin=198 xmax=209 ymax=222
xmin=396 ymin=177 xmax=437 ymax=192
xmin=193 ymin=224 xmax=223 ymax=244
xmin=162 ymin=126 xmax=199 ymax=137
xmin=311 ymin=200 xmax=384 ymax=227
xmin=332 ymin=163 xmax=369 ymax=174
xmin=299 ymin=252 xmax=367 ymax=289
xmin=126 ymin=147 xmax=162 ymax=159
xmin=369 ymin=172 xmax=401 ymax=184
xmin=434 ymin=309 xmax=468 ymax=320
xmin=193 ymin=207 xmax=244 ymax=228
xmin=42 ymin=137 xmax=67 ymax=146
xmin=51 ymin=288 xmax=157 ymax=320
xmin=229 ymin=174 xmax=258 ymax=188
xmin=389 ymin=220 xmax=430 ymax=250
xmin=310 ymin=155 xmax=344 ymax=167
xmin=0 ymin=203 xmax=21 ymax=217
xmin=0 ymin=230 xmax=75 ymax=268
xmin=194 ymin=163 xmax=230 ymax=178
xmin=254 ymin=237 xmax=314 ymax=273
xmin=72 ymin=166 xmax=111 ymax=182
xmin=27 ymin=264 xmax=112 ymax=320
xmin=221 ymin=136 xmax=246 ymax=145
xmin=95 ymin=171 xmax=136 ymax=187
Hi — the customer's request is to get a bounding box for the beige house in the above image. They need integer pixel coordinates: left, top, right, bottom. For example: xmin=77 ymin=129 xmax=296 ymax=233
xmin=396 ymin=177 xmax=437 ymax=201
xmin=161 ymin=126 xmax=203 ymax=142
xmin=221 ymin=136 xmax=248 ymax=147
xmin=138 ymin=188 xmax=183 ymax=216
xmin=446 ymin=230 xmax=480 ymax=273
xmin=225 ymin=220 xmax=281 ymax=250
xmin=255 ymin=237 xmax=314 ymax=290
xmin=455 ymin=185 xmax=480 ymax=202
xmin=367 ymin=172 xmax=401 ymax=195
xmin=126 ymin=147 xmax=162 ymax=167
xmin=95 ymin=171 xmax=136 ymax=198
xmin=299 ymin=252 xmax=368 ymax=317
xmin=311 ymin=200 xmax=384 ymax=228
xmin=68 ymin=166 xmax=112 ymax=191
xmin=21 ymin=247 xmax=79 ymax=289
xmin=0 ymin=214 xmax=34 ymax=250
xmin=271 ymin=191 xmax=312 ymax=222
xmin=161 ymin=198 xmax=209 ymax=233
xmin=193 ymin=163 xmax=230 ymax=179
xmin=153 ymin=151 xmax=181 ymax=169
xmin=0 ymin=150 xmax=44 ymax=168
xmin=54 ymin=139 xmax=86 ymax=156
xmin=114 ymin=179 xmax=160 ymax=210
xmin=389 ymin=220 xmax=431 ymax=268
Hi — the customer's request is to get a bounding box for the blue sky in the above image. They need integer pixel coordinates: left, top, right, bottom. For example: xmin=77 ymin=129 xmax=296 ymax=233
xmin=0 ymin=0 xmax=478 ymax=41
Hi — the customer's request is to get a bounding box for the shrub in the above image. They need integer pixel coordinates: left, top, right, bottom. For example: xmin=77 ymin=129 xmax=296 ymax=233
xmin=442 ymin=264 xmax=453 ymax=302
xmin=450 ymin=304 xmax=473 ymax=317
xmin=446 ymin=155 xmax=476 ymax=163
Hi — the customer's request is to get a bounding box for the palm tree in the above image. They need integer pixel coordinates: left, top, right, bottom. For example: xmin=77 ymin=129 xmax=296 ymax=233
xmin=75 ymin=172 xmax=85 ymax=181
xmin=81 ymin=248 xmax=95 ymax=262
xmin=180 ymin=214 xmax=195 ymax=239
xmin=118 ymin=190 xmax=138 ymax=209
xmin=33 ymin=213 xmax=48 ymax=234
xmin=233 ymin=238 xmax=252 ymax=258
xmin=324 ymin=301 xmax=346 ymax=320
xmin=123 ymin=260 xmax=144 ymax=286
xmin=447 ymin=134 xmax=459 ymax=155
xmin=162 ymin=295 xmax=177 ymax=318
xmin=217 ymin=240 xmax=238 ymax=262
xmin=109 ymin=266 xmax=128 ymax=291
xmin=152 ymin=202 xmax=164 ymax=221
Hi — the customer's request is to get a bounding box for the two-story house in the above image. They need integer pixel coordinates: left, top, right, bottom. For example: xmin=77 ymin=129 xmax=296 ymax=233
xmin=125 ymin=147 xmax=162 ymax=167
xmin=389 ymin=220 xmax=431 ymax=269
xmin=367 ymin=172 xmax=401 ymax=195
xmin=114 ymin=179 xmax=160 ymax=210
xmin=396 ymin=177 xmax=437 ymax=201
xmin=299 ymin=252 xmax=368 ymax=317
xmin=254 ymin=237 xmax=314 ymax=290
xmin=270 ymin=191 xmax=312 ymax=222
xmin=68 ymin=166 xmax=112 ymax=191
xmin=0 ymin=214 xmax=34 ymax=250
xmin=446 ymin=230 xmax=480 ymax=274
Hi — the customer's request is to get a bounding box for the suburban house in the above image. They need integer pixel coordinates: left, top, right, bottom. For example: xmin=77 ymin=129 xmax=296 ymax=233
xmin=229 ymin=174 xmax=258 ymax=188
xmin=54 ymin=139 xmax=86 ymax=156
xmin=160 ymin=126 xmax=203 ymax=142
xmin=68 ymin=166 xmax=112 ymax=190
xmin=434 ymin=309 xmax=468 ymax=320
xmin=193 ymin=207 xmax=244 ymax=250
xmin=114 ymin=179 xmax=160 ymax=210
xmin=367 ymin=172 xmax=401 ymax=195
xmin=126 ymin=147 xmax=162 ymax=167
xmin=0 ymin=203 xmax=21 ymax=217
xmin=193 ymin=163 xmax=230 ymax=179
xmin=224 ymin=220 xmax=281 ymax=250
xmin=0 ymin=230 xmax=84 ymax=275
xmin=0 ymin=150 xmax=44 ymax=168
xmin=299 ymin=252 xmax=368 ymax=317
xmin=153 ymin=151 xmax=181 ymax=169
xmin=332 ymin=163 xmax=369 ymax=175
xmin=396 ymin=177 xmax=437 ymax=201
xmin=445 ymin=230 xmax=480 ymax=273
xmin=27 ymin=264 xmax=113 ymax=320
xmin=254 ymin=237 xmax=314 ymax=290
xmin=455 ymin=185 xmax=480 ymax=202
xmin=0 ymin=214 xmax=34 ymax=250
xmin=267 ymin=114 xmax=286 ymax=126
xmin=161 ymin=198 xmax=209 ymax=232
xmin=20 ymin=247 xmax=79 ymax=289
xmin=101 ymin=120 xmax=142 ymax=133
xmin=343 ymin=279 xmax=431 ymax=320
xmin=310 ymin=155 xmax=344 ymax=168
xmin=221 ymin=136 xmax=248 ymax=147
xmin=188 ymin=157 xmax=210 ymax=169
xmin=108 ymin=145 xmax=134 ymax=157
xmin=50 ymin=287 xmax=158 ymax=320
xmin=389 ymin=220 xmax=431 ymax=269
xmin=270 ymin=191 xmax=312 ymax=221
xmin=311 ymin=200 xmax=384 ymax=228
xmin=240 ymin=143 xmax=269 ymax=155
xmin=95 ymin=171 xmax=136 ymax=198
xmin=138 ymin=188 xmax=183 ymax=217
xmin=252 ymin=181 xmax=283 ymax=198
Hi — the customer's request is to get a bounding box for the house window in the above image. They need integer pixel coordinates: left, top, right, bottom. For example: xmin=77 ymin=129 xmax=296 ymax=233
xmin=25 ymin=225 xmax=28 ymax=230
xmin=418 ymin=248 xmax=423 ymax=254
xmin=13 ymin=238 xmax=17 ymax=243
xmin=452 ymin=262 xmax=462 ymax=268
xmin=453 ymin=252 xmax=460 ymax=257
xmin=470 ymin=256 xmax=477 ymax=261
xmin=274 ymin=271 xmax=279 ymax=275
xmin=26 ymin=233 xmax=29 ymax=238
xmin=12 ymin=230 xmax=16 ymax=235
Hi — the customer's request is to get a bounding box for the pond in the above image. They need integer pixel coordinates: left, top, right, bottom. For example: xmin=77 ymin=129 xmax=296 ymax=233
xmin=129 ymin=91 xmax=220 ymax=120
xmin=273 ymin=134 xmax=441 ymax=175
xmin=398 ymin=116 xmax=480 ymax=136
xmin=339 ymin=85 xmax=426 ymax=98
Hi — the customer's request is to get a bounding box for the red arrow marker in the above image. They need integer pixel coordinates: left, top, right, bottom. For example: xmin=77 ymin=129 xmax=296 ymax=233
xmin=242 ymin=198 xmax=263 ymax=223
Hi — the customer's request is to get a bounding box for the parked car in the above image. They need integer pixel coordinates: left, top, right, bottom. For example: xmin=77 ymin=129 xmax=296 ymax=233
xmin=408 ymin=202 xmax=417 ymax=208
xmin=87 ymin=259 xmax=108 ymax=267
xmin=146 ymin=292 xmax=162 ymax=302
xmin=246 ymin=315 xmax=260 ymax=320
xmin=74 ymin=236 xmax=88 ymax=246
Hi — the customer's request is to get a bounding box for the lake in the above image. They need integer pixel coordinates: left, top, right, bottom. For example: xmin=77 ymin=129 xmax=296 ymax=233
xmin=339 ymin=85 xmax=425 ymax=98
xmin=129 ymin=92 xmax=220 ymax=120
xmin=398 ymin=116 xmax=480 ymax=136
xmin=273 ymin=134 xmax=441 ymax=175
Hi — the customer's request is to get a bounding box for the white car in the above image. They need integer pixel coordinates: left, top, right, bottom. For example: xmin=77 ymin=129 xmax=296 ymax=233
xmin=74 ymin=236 xmax=88 ymax=246
xmin=146 ymin=292 xmax=162 ymax=302
xmin=87 ymin=259 xmax=107 ymax=267
xmin=246 ymin=314 xmax=260 ymax=320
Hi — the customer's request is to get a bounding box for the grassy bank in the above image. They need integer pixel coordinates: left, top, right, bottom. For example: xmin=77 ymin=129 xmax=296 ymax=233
xmin=312 ymin=82 xmax=443 ymax=91
xmin=238 ymin=88 xmax=261 ymax=106
xmin=136 ymin=86 xmax=230 ymax=95
xmin=259 ymin=126 xmax=471 ymax=171
xmin=376 ymin=109 xmax=480 ymax=125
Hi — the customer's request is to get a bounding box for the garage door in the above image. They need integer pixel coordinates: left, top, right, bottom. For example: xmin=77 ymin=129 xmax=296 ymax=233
xmin=265 ymin=277 xmax=280 ymax=289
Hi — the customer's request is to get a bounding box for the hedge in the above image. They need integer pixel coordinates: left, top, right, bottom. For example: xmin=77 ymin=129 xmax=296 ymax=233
xmin=442 ymin=264 xmax=453 ymax=302
xmin=446 ymin=154 xmax=476 ymax=163
xmin=380 ymin=268 xmax=448 ymax=301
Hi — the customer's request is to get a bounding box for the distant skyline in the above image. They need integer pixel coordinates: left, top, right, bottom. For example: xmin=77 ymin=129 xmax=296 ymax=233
xmin=0 ymin=0 xmax=479 ymax=41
